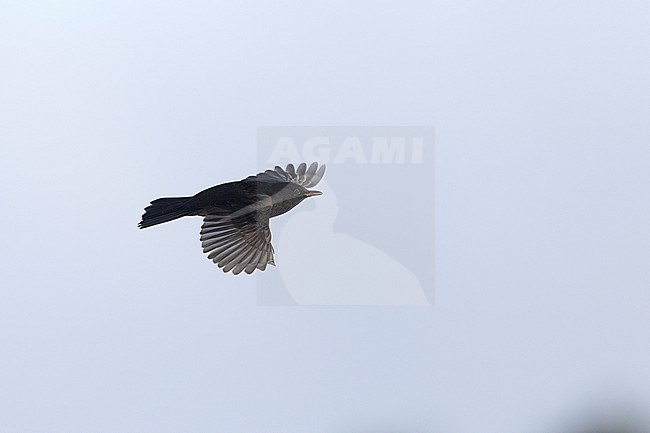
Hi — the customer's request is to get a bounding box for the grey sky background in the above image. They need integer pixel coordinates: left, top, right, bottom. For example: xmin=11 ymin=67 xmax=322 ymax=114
xmin=1 ymin=1 xmax=649 ymax=432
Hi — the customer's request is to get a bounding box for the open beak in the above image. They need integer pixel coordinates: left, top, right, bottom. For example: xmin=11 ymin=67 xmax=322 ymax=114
xmin=305 ymin=190 xmax=323 ymax=198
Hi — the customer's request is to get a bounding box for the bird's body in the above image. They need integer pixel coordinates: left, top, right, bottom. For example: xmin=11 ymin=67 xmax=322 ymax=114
xmin=139 ymin=162 xmax=325 ymax=275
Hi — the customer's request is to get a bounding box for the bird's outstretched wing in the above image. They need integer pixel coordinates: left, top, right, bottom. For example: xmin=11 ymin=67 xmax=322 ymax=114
xmin=199 ymin=201 xmax=275 ymax=275
xmin=244 ymin=162 xmax=326 ymax=188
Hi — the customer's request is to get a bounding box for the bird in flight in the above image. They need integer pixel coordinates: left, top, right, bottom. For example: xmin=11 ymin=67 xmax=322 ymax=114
xmin=139 ymin=162 xmax=326 ymax=275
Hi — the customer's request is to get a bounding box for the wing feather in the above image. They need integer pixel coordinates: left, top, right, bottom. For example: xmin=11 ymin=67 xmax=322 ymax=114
xmin=248 ymin=162 xmax=326 ymax=188
xmin=199 ymin=207 xmax=275 ymax=274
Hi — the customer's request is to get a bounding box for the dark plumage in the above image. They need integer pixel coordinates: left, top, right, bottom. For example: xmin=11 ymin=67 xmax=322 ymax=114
xmin=139 ymin=162 xmax=326 ymax=274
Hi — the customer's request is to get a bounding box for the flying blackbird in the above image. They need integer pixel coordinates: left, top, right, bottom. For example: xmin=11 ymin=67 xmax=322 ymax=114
xmin=139 ymin=162 xmax=326 ymax=275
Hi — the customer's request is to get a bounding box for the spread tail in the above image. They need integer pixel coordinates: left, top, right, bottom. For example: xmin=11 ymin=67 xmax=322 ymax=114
xmin=139 ymin=197 xmax=192 ymax=229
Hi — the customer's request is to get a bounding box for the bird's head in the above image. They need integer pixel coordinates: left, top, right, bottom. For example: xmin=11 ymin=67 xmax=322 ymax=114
xmin=286 ymin=184 xmax=323 ymax=200
xmin=299 ymin=186 xmax=323 ymax=199
xmin=272 ymin=184 xmax=323 ymax=213
xmin=253 ymin=162 xmax=326 ymax=217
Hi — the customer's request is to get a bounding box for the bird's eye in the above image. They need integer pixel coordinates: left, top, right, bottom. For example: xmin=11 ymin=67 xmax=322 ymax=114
xmin=294 ymin=188 xmax=301 ymax=195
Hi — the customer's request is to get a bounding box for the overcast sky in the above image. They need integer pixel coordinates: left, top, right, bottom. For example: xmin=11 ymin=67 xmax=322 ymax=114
xmin=1 ymin=1 xmax=650 ymax=432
